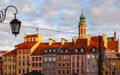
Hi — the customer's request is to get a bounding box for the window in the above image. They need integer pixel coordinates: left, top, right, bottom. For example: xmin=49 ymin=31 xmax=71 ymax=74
xmin=19 ymin=62 xmax=21 ymax=66
xmin=49 ymin=58 xmax=52 ymax=61
xmin=77 ymin=56 xmax=79 ymax=60
xmin=45 ymin=50 xmax=47 ymax=52
xmin=58 ymin=70 xmax=61 ymax=74
xmin=23 ymin=55 xmax=25 ymax=59
xmin=19 ymin=56 xmax=21 ymax=59
xmin=53 ymin=57 xmax=56 ymax=61
xmin=33 ymin=38 xmax=35 ymax=41
xmin=32 ymin=57 xmax=34 ymax=61
xmin=36 ymin=63 xmax=38 ymax=67
xmin=87 ymin=54 xmax=90 ymax=59
xmin=81 ymin=69 xmax=84 ymax=73
xmin=36 ymin=57 xmax=38 ymax=61
xmin=63 ymin=70 xmax=65 ymax=74
xmin=39 ymin=63 xmax=42 ymax=67
xmin=32 ymin=63 xmax=35 ymax=67
xmin=49 ymin=49 xmax=52 ymax=52
xmin=92 ymin=47 xmax=96 ymax=52
xmin=39 ymin=57 xmax=42 ymax=61
xmin=77 ymin=62 xmax=79 ymax=67
xmin=67 ymin=70 xmax=69 ymax=74
xmin=72 ymin=69 xmax=75 ymax=73
xmin=77 ymin=69 xmax=79 ymax=73
xmin=72 ymin=62 xmax=75 ymax=67
xmin=67 ymin=63 xmax=69 ymax=66
xmin=30 ymin=39 xmax=32 ymax=42
xmin=23 ymin=61 xmax=25 ymax=66
xmin=44 ymin=58 xmax=47 ymax=61
xmin=80 ymin=48 xmax=84 ymax=52
xmin=19 ymin=69 xmax=21 ymax=74
xmin=59 ymin=63 xmax=61 ymax=66
xmin=53 ymin=49 xmax=56 ymax=52
xmin=23 ymin=69 xmax=25 ymax=73
xmin=65 ymin=49 xmax=68 ymax=53
xmin=61 ymin=49 xmax=63 ymax=53
xmin=63 ymin=63 xmax=65 ymax=66
xmin=81 ymin=62 xmax=84 ymax=67
xmin=75 ymin=48 xmax=79 ymax=52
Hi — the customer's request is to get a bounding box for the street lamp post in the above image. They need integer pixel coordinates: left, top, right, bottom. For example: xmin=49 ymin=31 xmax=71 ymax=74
xmin=98 ymin=35 xmax=103 ymax=75
xmin=0 ymin=5 xmax=21 ymax=37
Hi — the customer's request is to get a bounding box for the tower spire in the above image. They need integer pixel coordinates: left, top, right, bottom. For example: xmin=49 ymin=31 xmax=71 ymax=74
xmin=78 ymin=10 xmax=87 ymax=38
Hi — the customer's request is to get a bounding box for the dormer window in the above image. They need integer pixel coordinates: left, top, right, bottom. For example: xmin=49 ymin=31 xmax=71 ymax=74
xmin=92 ymin=47 xmax=96 ymax=52
xmin=75 ymin=48 xmax=78 ymax=53
xmin=80 ymin=48 xmax=84 ymax=52
xmin=30 ymin=39 xmax=32 ymax=42
xmin=33 ymin=38 xmax=35 ymax=42
xmin=61 ymin=49 xmax=63 ymax=53
xmin=65 ymin=49 xmax=68 ymax=53
xmin=53 ymin=49 xmax=56 ymax=52
xmin=45 ymin=50 xmax=47 ymax=52
xmin=49 ymin=49 xmax=52 ymax=52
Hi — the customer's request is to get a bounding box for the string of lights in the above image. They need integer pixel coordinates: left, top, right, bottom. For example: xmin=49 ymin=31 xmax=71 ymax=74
xmin=0 ymin=22 xmax=77 ymax=35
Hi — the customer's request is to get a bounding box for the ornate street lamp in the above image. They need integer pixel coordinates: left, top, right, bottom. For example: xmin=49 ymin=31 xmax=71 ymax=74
xmin=0 ymin=5 xmax=21 ymax=37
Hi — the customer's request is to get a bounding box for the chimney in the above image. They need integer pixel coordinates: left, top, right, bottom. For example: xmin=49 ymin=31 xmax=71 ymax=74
xmin=87 ymin=35 xmax=91 ymax=46
xmin=72 ymin=37 xmax=77 ymax=43
xmin=114 ymin=31 xmax=116 ymax=41
xmin=118 ymin=37 xmax=120 ymax=52
xmin=49 ymin=38 xmax=56 ymax=46
xmin=103 ymin=34 xmax=108 ymax=48
xmin=61 ymin=38 xmax=68 ymax=45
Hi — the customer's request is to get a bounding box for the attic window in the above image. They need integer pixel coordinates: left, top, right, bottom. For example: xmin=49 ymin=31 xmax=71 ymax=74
xmin=53 ymin=49 xmax=56 ymax=52
xmin=92 ymin=47 xmax=96 ymax=52
xmin=30 ymin=39 xmax=32 ymax=42
xmin=75 ymin=48 xmax=78 ymax=53
xmin=61 ymin=49 xmax=63 ymax=53
xmin=65 ymin=49 xmax=68 ymax=53
xmin=34 ymin=38 xmax=35 ymax=42
xmin=80 ymin=48 xmax=84 ymax=52
xmin=49 ymin=49 xmax=52 ymax=52
xmin=45 ymin=50 xmax=47 ymax=52
xmin=27 ymin=39 xmax=29 ymax=42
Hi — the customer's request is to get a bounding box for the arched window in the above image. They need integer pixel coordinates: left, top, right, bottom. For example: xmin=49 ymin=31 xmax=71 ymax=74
xmin=53 ymin=49 xmax=56 ymax=52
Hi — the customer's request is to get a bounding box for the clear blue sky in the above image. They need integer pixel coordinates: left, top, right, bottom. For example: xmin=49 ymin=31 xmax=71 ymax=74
xmin=0 ymin=0 xmax=120 ymax=50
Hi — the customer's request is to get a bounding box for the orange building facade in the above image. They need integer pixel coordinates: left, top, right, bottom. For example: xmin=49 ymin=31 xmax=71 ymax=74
xmin=2 ymin=12 xmax=119 ymax=75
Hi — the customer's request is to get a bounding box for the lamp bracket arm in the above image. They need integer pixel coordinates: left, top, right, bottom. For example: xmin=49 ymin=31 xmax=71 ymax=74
xmin=0 ymin=5 xmax=18 ymax=22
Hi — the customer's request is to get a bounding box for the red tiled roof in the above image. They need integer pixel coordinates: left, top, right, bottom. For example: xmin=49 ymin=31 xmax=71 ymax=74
xmin=31 ymin=43 xmax=48 ymax=55
xmin=3 ymin=49 xmax=17 ymax=56
xmin=108 ymin=41 xmax=118 ymax=51
xmin=15 ymin=42 xmax=37 ymax=49
xmin=48 ymin=43 xmax=61 ymax=48
xmin=25 ymin=34 xmax=38 ymax=38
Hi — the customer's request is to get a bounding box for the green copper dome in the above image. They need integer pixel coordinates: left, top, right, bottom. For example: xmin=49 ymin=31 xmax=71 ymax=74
xmin=79 ymin=11 xmax=86 ymax=25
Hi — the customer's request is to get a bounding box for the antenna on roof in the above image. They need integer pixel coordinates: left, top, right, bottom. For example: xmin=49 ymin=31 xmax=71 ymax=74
xmin=36 ymin=28 xmax=39 ymax=33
